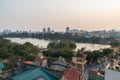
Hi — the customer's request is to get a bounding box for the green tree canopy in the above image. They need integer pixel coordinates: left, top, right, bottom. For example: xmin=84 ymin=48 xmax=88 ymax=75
xmin=43 ymin=40 xmax=76 ymax=59
xmin=47 ymin=40 xmax=76 ymax=50
xmin=0 ymin=37 xmax=40 ymax=61
xmin=110 ymin=40 xmax=120 ymax=47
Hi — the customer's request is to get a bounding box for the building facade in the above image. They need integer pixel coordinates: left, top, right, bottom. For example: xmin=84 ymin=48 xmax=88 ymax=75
xmin=105 ymin=69 xmax=120 ymax=80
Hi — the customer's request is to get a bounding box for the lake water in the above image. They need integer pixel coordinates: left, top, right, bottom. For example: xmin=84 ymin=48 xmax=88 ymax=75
xmin=6 ymin=38 xmax=111 ymax=51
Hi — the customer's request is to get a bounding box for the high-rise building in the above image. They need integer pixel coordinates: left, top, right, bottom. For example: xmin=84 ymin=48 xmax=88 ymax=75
xmin=3 ymin=29 xmax=11 ymax=34
xmin=47 ymin=27 xmax=51 ymax=33
xmin=66 ymin=27 xmax=70 ymax=33
xmin=43 ymin=28 xmax=46 ymax=33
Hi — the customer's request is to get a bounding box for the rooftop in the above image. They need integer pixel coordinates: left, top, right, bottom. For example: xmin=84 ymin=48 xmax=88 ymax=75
xmin=89 ymin=70 xmax=105 ymax=76
xmin=50 ymin=57 xmax=70 ymax=71
xmin=23 ymin=61 xmax=34 ymax=65
xmin=63 ymin=68 xmax=81 ymax=80
xmin=10 ymin=68 xmax=59 ymax=80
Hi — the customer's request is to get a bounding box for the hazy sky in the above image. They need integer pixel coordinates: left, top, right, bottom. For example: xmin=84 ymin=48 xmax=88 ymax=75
xmin=0 ymin=0 xmax=120 ymax=31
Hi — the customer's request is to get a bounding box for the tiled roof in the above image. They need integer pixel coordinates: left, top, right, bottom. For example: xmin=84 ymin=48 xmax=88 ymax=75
xmin=23 ymin=61 xmax=34 ymax=65
xmin=63 ymin=68 xmax=81 ymax=80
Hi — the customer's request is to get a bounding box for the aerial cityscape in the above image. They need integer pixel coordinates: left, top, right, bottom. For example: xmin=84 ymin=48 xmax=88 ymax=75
xmin=0 ymin=0 xmax=120 ymax=80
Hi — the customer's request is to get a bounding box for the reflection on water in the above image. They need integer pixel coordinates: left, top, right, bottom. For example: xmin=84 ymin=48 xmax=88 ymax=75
xmin=6 ymin=38 xmax=111 ymax=51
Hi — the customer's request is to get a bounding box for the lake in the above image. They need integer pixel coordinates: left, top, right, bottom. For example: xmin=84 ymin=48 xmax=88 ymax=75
xmin=6 ymin=38 xmax=111 ymax=51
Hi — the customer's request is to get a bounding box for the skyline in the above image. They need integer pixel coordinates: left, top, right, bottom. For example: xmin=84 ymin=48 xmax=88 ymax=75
xmin=2 ymin=27 xmax=119 ymax=33
xmin=0 ymin=0 xmax=120 ymax=31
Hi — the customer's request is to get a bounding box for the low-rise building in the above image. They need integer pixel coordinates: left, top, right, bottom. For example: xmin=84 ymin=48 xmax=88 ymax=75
xmin=50 ymin=57 xmax=70 ymax=71
xmin=101 ymin=56 xmax=120 ymax=80
xmin=23 ymin=57 xmax=47 ymax=67
xmin=33 ymin=57 xmax=47 ymax=67
xmin=105 ymin=69 xmax=120 ymax=80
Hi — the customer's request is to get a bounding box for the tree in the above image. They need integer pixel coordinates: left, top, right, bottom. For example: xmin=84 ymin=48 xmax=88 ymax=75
xmin=102 ymin=48 xmax=113 ymax=55
xmin=47 ymin=40 xmax=76 ymax=50
xmin=43 ymin=40 xmax=76 ymax=59
xmin=47 ymin=41 xmax=58 ymax=49
xmin=110 ymin=40 xmax=120 ymax=47
xmin=0 ymin=47 xmax=9 ymax=58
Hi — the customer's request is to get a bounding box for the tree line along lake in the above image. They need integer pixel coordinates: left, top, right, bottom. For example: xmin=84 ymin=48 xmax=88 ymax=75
xmin=5 ymin=38 xmax=111 ymax=51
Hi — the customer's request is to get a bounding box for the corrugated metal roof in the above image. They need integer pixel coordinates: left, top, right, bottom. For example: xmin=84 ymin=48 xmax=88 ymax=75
xmin=10 ymin=68 xmax=58 ymax=80
xmin=0 ymin=62 xmax=4 ymax=69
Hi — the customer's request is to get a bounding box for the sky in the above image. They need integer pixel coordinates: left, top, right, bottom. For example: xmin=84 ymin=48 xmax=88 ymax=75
xmin=0 ymin=0 xmax=120 ymax=31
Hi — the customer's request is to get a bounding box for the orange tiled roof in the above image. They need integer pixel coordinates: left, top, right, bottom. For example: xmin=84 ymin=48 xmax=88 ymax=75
xmin=23 ymin=61 xmax=34 ymax=65
xmin=64 ymin=68 xmax=81 ymax=80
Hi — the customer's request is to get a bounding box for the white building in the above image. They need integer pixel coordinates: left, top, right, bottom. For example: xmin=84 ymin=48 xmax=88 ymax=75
xmin=109 ymin=30 xmax=116 ymax=38
xmin=116 ymin=31 xmax=120 ymax=38
xmin=103 ymin=56 xmax=120 ymax=80
xmin=90 ymin=31 xmax=101 ymax=38
xmin=105 ymin=69 xmax=120 ymax=80
xmin=3 ymin=29 xmax=11 ymax=34
xmin=70 ymin=29 xmax=79 ymax=34
xmin=100 ymin=31 xmax=110 ymax=38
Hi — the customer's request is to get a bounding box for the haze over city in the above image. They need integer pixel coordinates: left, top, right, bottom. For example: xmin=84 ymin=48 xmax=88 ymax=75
xmin=1 ymin=1 xmax=120 ymax=80
xmin=0 ymin=0 xmax=120 ymax=31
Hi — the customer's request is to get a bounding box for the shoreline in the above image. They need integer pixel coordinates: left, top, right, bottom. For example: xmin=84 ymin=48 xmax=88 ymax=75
xmin=4 ymin=36 xmax=111 ymax=45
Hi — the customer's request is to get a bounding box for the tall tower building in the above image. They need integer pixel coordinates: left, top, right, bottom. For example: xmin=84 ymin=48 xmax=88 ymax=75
xmin=66 ymin=27 xmax=70 ymax=33
xmin=47 ymin=27 xmax=51 ymax=33
xmin=72 ymin=51 xmax=86 ymax=80
xmin=43 ymin=28 xmax=46 ymax=33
